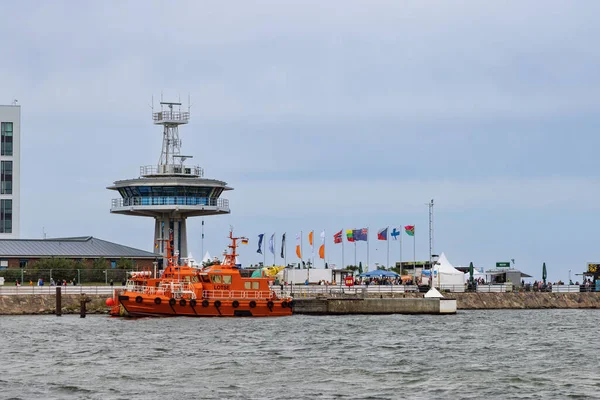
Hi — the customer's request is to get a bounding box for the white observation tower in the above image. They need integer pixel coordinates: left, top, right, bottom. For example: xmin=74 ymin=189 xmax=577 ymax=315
xmin=108 ymin=101 xmax=232 ymax=265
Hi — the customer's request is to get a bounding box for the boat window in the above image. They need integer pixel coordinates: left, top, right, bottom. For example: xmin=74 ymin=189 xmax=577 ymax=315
xmin=252 ymin=282 xmax=260 ymax=290
xmin=211 ymin=275 xmax=222 ymax=283
xmin=244 ymin=282 xmax=251 ymax=290
xmin=223 ymin=275 xmax=232 ymax=284
xmin=192 ymin=276 xmax=199 ymax=283
xmin=201 ymin=275 xmax=210 ymax=283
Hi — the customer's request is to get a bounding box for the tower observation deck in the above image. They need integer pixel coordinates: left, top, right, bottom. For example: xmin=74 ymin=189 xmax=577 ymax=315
xmin=108 ymin=101 xmax=232 ymax=263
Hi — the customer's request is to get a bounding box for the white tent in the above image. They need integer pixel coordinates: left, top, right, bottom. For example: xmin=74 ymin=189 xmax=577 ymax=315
xmin=433 ymin=253 xmax=465 ymax=292
xmin=201 ymin=251 xmax=212 ymax=264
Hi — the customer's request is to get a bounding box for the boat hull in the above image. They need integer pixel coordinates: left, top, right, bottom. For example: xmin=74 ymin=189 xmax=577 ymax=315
xmin=111 ymin=295 xmax=293 ymax=317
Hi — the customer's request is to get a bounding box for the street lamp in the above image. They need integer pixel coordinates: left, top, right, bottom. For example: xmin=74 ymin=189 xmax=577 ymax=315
xmin=569 ymin=269 xmax=572 ymax=284
xmin=77 ymin=269 xmax=80 ymax=286
xmin=50 ymin=269 xmax=52 ymax=283
xmin=21 ymin=269 xmax=25 ymax=285
xmin=103 ymin=270 xmax=107 ymax=285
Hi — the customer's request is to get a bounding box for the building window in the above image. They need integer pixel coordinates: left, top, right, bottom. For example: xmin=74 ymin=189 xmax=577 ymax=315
xmin=110 ymin=260 xmax=117 ymax=269
xmin=0 ymin=199 xmax=11 ymax=233
xmin=1 ymin=122 xmax=13 ymax=156
xmin=0 ymin=259 xmax=8 ymax=270
xmin=19 ymin=259 xmax=28 ymax=268
xmin=1 ymin=160 xmax=12 ymax=195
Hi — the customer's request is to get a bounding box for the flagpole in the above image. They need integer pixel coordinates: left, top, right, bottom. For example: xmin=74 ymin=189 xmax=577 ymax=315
xmin=284 ymin=232 xmax=287 ymax=268
xmin=386 ymin=226 xmax=389 ymax=269
xmin=341 ymin=231 xmax=344 ymax=271
xmin=354 ymin=241 xmax=357 ymax=268
xmin=323 ymin=229 xmax=326 ymax=268
xmin=263 ymin=236 xmax=266 ymax=267
xmin=366 ymin=227 xmax=370 ymax=272
xmin=413 ymin=230 xmax=416 ymax=283
xmin=273 ymin=232 xmax=276 ymax=266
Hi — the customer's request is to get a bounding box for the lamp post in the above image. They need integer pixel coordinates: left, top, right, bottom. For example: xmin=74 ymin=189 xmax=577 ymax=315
xmin=21 ymin=269 xmax=25 ymax=285
xmin=103 ymin=270 xmax=107 ymax=285
xmin=50 ymin=269 xmax=52 ymax=283
xmin=569 ymin=269 xmax=572 ymax=284
xmin=77 ymin=269 xmax=81 ymax=286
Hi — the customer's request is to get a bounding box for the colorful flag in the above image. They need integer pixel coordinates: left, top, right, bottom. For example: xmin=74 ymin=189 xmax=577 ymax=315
xmin=154 ymin=241 xmax=159 ymax=249
xmin=268 ymin=233 xmax=275 ymax=255
xmin=353 ymin=228 xmax=368 ymax=241
xmin=308 ymin=231 xmax=314 ymax=246
xmin=390 ymin=228 xmax=400 ymax=240
xmin=346 ymin=229 xmax=355 ymax=242
xmin=319 ymin=230 xmax=325 ymax=259
xmin=296 ymin=232 xmax=302 ymax=259
xmin=241 ymin=238 xmax=249 ymax=245
xmin=257 ymin=233 xmax=264 ymax=254
xmin=334 ymin=230 xmax=343 ymax=244
xmin=280 ymin=233 xmax=286 ymax=258
xmin=405 ymin=225 xmax=415 ymax=236
xmin=377 ymin=227 xmax=388 ymax=240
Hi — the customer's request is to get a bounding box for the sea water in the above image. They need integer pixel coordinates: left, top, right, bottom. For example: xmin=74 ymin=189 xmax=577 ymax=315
xmin=0 ymin=310 xmax=599 ymax=399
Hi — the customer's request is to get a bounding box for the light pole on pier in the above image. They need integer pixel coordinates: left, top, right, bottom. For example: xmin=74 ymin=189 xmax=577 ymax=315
xmin=103 ymin=270 xmax=107 ymax=285
xmin=77 ymin=269 xmax=80 ymax=286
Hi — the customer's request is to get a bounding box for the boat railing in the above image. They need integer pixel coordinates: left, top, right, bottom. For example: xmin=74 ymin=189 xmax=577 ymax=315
xmin=202 ymin=290 xmax=272 ymax=300
xmin=124 ymin=282 xmax=197 ymax=299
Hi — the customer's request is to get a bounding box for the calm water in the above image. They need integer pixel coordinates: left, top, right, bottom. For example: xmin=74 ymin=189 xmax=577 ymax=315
xmin=1 ymin=310 xmax=599 ymax=399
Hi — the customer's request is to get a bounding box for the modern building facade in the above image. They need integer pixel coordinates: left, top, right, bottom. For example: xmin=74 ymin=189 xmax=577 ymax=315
xmin=0 ymin=104 xmax=20 ymax=238
xmin=108 ymin=101 xmax=232 ymax=263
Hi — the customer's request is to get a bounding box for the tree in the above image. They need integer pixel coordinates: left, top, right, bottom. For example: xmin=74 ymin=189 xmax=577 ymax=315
xmin=358 ymin=262 xmax=363 ymax=275
xmin=325 ymin=262 xmax=329 ymax=269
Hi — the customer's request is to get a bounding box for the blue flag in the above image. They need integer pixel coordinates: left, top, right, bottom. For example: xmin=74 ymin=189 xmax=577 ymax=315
xmin=391 ymin=228 xmax=400 ymax=240
xmin=257 ymin=234 xmax=264 ymax=254
xmin=353 ymin=228 xmax=368 ymax=241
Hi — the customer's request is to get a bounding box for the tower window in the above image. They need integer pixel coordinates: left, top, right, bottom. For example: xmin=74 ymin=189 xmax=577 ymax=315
xmin=1 ymin=122 xmax=13 ymax=156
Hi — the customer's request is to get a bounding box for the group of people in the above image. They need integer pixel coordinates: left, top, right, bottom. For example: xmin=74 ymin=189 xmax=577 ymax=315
xmin=14 ymin=278 xmax=76 ymax=286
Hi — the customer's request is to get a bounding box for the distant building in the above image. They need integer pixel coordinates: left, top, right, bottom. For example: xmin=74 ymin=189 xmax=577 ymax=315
xmin=0 ymin=236 xmax=157 ymax=270
xmin=0 ymin=104 xmax=20 ymax=238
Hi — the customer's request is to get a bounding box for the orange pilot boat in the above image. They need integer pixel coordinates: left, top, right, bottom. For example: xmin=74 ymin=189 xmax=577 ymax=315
xmin=109 ymin=230 xmax=293 ymax=317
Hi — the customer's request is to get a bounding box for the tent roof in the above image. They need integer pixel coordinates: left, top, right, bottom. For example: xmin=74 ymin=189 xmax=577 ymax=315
xmin=360 ymin=269 xmax=399 ymax=278
xmin=201 ymin=251 xmax=212 ymax=263
xmin=433 ymin=253 xmax=463 ymax=275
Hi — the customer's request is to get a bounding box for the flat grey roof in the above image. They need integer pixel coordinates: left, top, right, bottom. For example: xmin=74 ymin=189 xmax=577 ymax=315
xmin=0 ymin=237 xmax=158 ymax=258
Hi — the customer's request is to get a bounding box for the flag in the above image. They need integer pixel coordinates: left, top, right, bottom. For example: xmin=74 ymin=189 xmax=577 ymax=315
xmin=319 ymin=230 xmax=325 ymax=259
xmin=405 ymin=225 xmax=415 ymax=236
xmin=257 ymin=233 xmax=264 ymax=254
xmin=241 ymin=238 xmax=249 ymax=245
xmin=154 ymin=241 xmax=159 ymax=249
xmin=296 ymin=232 xmax=302 ymax=259
xmin=268 ymin=233 xmax=275 ymax=255
xmin=308 ymin=231 xmax=313 ymax=246
xmin=377 ymin=227 xmax=388 ymax=240
xmin=390 ymin=228 xmax=400 ymax=240
xmin=280 ymin=233 xmax=286 ymax=258
xmin=346 ymin=229 xmax=355 ymax=242
xmin=353 ymin=228 xmax=368 ymax=241
xmin=334 ymin=230 xmax=343 ymax=244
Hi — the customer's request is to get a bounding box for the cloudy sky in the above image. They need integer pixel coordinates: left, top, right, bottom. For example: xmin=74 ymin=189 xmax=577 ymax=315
xmin=2 ymin=1 xmax=599 ymax=281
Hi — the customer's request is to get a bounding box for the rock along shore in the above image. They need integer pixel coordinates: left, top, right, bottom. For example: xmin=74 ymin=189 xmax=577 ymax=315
xmin=0 ymin=292 xmax=599 ymax=315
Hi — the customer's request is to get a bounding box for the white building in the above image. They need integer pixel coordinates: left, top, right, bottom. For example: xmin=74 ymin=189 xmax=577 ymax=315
xmin=0 ymin=104 xmax=19 ymax=238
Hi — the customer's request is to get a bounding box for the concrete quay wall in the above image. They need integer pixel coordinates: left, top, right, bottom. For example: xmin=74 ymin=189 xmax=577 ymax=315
xmin=0 ymin=294 xmax=108 ymax=315
xmin=356 ymin=292 xmax=600 ymax=309
xmin=293 ymin=298 xmax=451 ymax=315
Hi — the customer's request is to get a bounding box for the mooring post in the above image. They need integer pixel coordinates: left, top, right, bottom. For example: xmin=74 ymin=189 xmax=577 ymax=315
xmin=56 ymin=287 xmax=62 ymax=316
xmin=80 ymin=293 xmax=87 ymax=318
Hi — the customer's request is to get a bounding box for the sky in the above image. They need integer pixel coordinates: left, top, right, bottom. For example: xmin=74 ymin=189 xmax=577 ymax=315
xmin=1 ymin=0 xmax=599 ymax=282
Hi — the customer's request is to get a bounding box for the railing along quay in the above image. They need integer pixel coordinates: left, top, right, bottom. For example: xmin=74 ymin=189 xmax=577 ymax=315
xmin=0 ymin=286 xmax=115 ymax=295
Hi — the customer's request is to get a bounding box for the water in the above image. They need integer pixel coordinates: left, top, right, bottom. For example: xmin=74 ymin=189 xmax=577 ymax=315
xmin=1 ymin=310 xmax=599 ymax=399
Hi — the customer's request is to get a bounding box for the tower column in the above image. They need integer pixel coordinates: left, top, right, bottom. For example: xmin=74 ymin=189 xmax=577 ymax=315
xmin=154 ymin=219 xmax=161 ymax=255
xmin=180 ymin=218 xmax=188 ymax=259
xmin=173 ymin=217 xmax=180 ymax=264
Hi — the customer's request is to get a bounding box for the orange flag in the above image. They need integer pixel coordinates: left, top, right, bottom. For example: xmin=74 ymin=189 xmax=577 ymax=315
xmin=319 ymin=244 xmax=325 ymax=259
xmin=308 ymin=231 xmax=313 ymax=246
xmin=296 ymin=232 xmax=302 ymax=259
